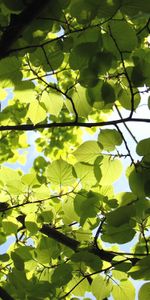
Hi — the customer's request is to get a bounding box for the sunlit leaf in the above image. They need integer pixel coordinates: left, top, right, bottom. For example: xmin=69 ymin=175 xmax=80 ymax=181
xmin=100 ymin=157 xmax=123 ymax=185
xmin=91 ymin=275 xmax=113 ymax=300
xmin=27 ymin=99 xmax=47 ymax=124
xmin=73 ymin=140 xmax=102 ymax=163
xmin=66 ymin=84 xmax=92 ymax=117
xmin=112 ymin=280 xmax=135 ymax=300
xmin=41 ymin=91 xmax=63 ymax=117
xmin=98 ymin=129 xmax=122 ymax=151
xmin=14 ymin=81 xmax=36 ymax=103
xmin=46 ymin=158 xmax=76 ymax=186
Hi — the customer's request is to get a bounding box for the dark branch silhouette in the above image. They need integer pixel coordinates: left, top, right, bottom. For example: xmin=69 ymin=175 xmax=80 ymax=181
xmin=0 ymin=118 xmax=150 ymax=132
xmin=0 ymin=0 xmax=50 ymax=59
xmin=0 ymin=287 xmax=14 ymax=300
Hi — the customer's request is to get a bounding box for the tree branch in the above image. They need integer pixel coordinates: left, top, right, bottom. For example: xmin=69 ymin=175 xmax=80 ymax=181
xmin=0 ymin=0 xmax=50 ymax=59
xmin=40 ymin=224 xmax=80 ymax=252
xmin=40 ymin=223 xmax=139 ymax=265
xmin=0 ymin=286 xmax=14 ymax=300
xmin=59 ymin=258 xmax=129 ymax=299
xmin=0 ymin=118 xmax=150 ymax=132
xmin=3 ymin=9 xmax=120 ymax=57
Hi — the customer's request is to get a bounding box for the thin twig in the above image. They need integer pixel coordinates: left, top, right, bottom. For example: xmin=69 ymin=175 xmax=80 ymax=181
xmin=108 ymin=25 xmax=134 ymax=118
xmin=115 ymin=104 xmax=138 ymax=143
xmin=115 ymin=124 xmax=135 ymax=164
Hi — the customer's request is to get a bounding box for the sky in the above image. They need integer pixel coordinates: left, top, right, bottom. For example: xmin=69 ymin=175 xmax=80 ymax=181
xmin=0 ymin=87 xmax=150 ymax=299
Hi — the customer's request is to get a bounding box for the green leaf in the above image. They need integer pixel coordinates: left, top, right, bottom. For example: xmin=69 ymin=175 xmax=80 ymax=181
xmin=109 ymin=20 xmax=137 ymax=51
xmin=34 ymin=248 xmax=52 ymax=264
xmin=127 ymin=166 xmax=145 ymax=197
xmin=30 ymin=42 xmax=64 ymax=71
xmin=0 ymin=88 xmax=7 ymax=100
xmin=37 ymin=236 xmax=59 ymax=259
xmin=41 ymin=91 xmax=63 ymax=117
xmin=121 ymin=0 xmax=150 ymax=15
xmin=62 ymin=196 xmax=79 ymax=224
xmin=32 ymin=185 xmax=50 ymax=199
xmin=112 ymin=270 xmax=128 ymax=280
xmin=102 ymin=223 xmax=135 ymax=244
xmin=14 ymin=81 xmax=36 ymax=103
xmin=38 ymin=210 xmax=53 ymax=223
xmin=69 ymin=42 xmax=97 ymax=70
xmin=101 ymin=82 xmax=116 ymax=104
xmin=6 ymin=179 xmax=25 ymax=195
xmin=66 ymin=84 xmax=92 ymax=117
xmin=74 ymin=162 xmax=98 ymax=188
xmin=46 ymin=158 xmax=75 ymax=186
xmin=71 ymin=250 xmax=102 ymax=271
xmin=129 ymin=256 xmax=150 ymax=280
xmin=2 ymin=217 xmax=20 ymax=234
xmin=69 ymin=0 xmax=97 ymax=24
xmin=136 ymin=138 xmax=150 ymax=156
xmin=74 ymin=190 xmax=101 ymax=222
xmin=0 ymin=253 xmax=9 ymax=262
xmin=73 ymin=141 xmax=102 ymax=163
xmin=13 ymin=246 xmax=33 ymax=262
xmin=51 ymin=264 xmax=73 ymax=287
xmin=97 ymin=0 xmax=120 ymax=18
xmin=74 ymin=27 xmax=101 ymax=44
xmin=91 ymin=275 xmax=113 ymax=300
xmin=89 ymin=51 xmax=115 ymax=75
xmin=100 ymin=157 xmax=123 ymax=185
xmin=0 ymin=57 xmax=22 ymax=87
xmin=138 ymin=283 xmax=150 ymax=300
xmin=131 ymin=65 xmax=146 ymax=87
xmin=11 ymin=252 xmax=24 ymax=271
xmin=86 ymin=80 xmax=104 ymax=109
xmin=98 ymin=129 xmax=122 ymax=151
xmin=79 ymin=67 xmax=99 ymax=88
xmin=112 ymin=280 xmax=135 ymax=300
xmin=106 ymin=205 xmax=135 ymax=227
xmin=118 ymin=88 xmax=140 ymax=110
xmin=0 ymin=167 xmax=21 ymax=185
xmin=44 ymin=42 xmax=64 ymax=71
xmin=27 ymin=281 xmax=52 ymax=299
xmin=67 ymin=277 xmax=90 ymax=297
xmin=21 ymin=173 xmax=39 ymax=186
xmin=25 ymin=214 xmax=39 ymax=235
xmin=27 ymin=99 xmax=46 ymax=124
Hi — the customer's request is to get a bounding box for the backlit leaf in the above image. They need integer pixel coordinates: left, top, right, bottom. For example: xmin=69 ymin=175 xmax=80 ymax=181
xmin=27 ymin=99 xmax=46 ymax=124
xmin=73 ymin=141 xmax=102 ymax=163
xmin=112 ymin=280 xmax=135 ymax=300
xmin=41 ymin=91 xmax=63 ymax=117
xmin=98 ymin=129 xmax=122 ymax=151
xmin=100 ymin=157 xmax=123 ymax=185
xmin=46 ymin=158 xmax=76 ymax=186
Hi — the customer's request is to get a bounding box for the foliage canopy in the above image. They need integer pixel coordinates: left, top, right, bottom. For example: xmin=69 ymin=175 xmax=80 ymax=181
xmin=0 ymin=0 xmax=150 ymax=299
